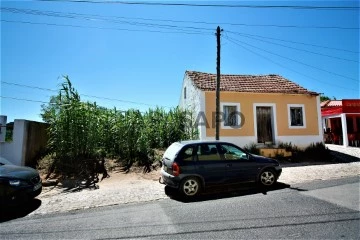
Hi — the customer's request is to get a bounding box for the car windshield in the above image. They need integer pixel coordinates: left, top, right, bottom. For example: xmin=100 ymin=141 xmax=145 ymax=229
xmin=0 ymin=157 xmax=14 ymax=166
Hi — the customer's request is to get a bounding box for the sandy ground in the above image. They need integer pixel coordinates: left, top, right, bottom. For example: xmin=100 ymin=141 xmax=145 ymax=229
xmin=30 ymin=161 xmax=360 ymax=216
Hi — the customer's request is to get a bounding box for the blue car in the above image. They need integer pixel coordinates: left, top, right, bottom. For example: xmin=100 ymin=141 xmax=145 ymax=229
xmin=160 ymin=140 xmax=282 ymax=197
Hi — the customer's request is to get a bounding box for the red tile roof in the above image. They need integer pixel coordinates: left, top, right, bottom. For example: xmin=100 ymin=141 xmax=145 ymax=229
xmin=320 ymin=100 xmax=331 ymax=107
xmin=321 ymin=100 xmax=343 ymax=107
xmin=186 ymin=71 xmax=318 ymax=95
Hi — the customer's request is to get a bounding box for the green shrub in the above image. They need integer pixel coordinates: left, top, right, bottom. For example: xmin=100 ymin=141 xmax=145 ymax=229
xmin=303 ymin=142 xmax=331 ymax=161
xmin=244 ymin=142 xmax=260 ymax=155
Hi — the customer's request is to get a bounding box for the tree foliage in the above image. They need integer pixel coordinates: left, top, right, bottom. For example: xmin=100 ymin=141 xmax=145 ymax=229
xmin=320 ymin=94 xmax=336 ymax=102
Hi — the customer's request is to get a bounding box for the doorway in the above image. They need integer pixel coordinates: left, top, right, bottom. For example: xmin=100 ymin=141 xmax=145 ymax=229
xmin=256 ymin=106 xmax=274 ymax=143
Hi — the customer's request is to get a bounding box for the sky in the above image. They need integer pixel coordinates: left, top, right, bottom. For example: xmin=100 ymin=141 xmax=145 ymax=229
xmin=1 ymin=0 xmax=359 ymax=123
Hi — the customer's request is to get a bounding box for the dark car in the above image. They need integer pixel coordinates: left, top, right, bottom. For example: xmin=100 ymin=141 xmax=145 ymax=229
xmin=0 ymin=157 xmax=42 ymax=204
xmin=160 ymin=140 xmax=282 ymax=197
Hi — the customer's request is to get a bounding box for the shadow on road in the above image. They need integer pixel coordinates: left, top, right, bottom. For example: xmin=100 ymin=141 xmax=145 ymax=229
xmin=0 ymin=199 xmax=41 ymax=223
xmin=329 ymin=150 xmax=360 ymax=163
xmin=166 ymin=182 xmax=290 ymax=203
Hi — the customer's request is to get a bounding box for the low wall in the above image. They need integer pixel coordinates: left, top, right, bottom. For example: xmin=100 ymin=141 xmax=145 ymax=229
xmin=259 ymin=148 xmax=292 ymax=158
xmin=0 ymin=117 xmax=49 ymax=166
xmin=25 ymin=121 xmax=49 ymax=167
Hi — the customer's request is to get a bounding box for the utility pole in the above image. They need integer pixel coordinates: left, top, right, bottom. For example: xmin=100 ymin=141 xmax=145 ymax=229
xmin=215 ymin=26 xmax=221 ymax=140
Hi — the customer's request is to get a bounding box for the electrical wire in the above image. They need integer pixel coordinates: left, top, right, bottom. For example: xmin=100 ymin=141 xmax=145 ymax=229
xmin=1 ymin=96 xmax=57 ymax=105
xmin=225 ymin=36 xmax=358 ymax=82
xmin=2 ymin=7 xmax=358 ymax=30
xmin=2 ymin=7 xmax=357 ymax=53
xmin=0 ymin=96 xmax=141 ymax=112
xmin=3 ymin=7 xmax=358 ymax=51
xmin=223 ymin=36 xmax=358 ymax=92
xmin=230 ymin=33 xmax=358 ymax=63
xmin=1 ymin=7 xmax=215 ymax=33
xmin=227 ymin=31 xmax=359 ymax=54
xmin=1 ymin=81 xmax=173 ymax=108
xmin=34 ymin=0 xmax=360 ymax=10
xmin=0 ymin=19 xmax=212 ymax=35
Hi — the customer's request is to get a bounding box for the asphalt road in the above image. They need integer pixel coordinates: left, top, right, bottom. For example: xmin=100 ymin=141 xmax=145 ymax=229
xmin=1 ymin=177 xmax=359 ymax=239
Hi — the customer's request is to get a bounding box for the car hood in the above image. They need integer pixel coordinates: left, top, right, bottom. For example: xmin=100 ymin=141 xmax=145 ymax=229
xmin=0 ymin=165 xmax=39 ymax=179
xmin=251 ymin=154 xmax=279 ymax=165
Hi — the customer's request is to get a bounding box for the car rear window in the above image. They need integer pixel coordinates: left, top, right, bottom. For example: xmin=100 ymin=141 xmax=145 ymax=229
xmin=163 ymin=142 xmax=183 ymax=161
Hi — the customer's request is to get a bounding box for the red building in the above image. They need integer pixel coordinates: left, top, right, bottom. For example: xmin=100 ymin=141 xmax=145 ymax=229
xmin=321 ymin=99 xmax=360 ymax=147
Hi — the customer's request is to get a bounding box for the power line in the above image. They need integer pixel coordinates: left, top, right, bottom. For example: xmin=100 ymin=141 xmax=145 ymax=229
xmin=0 ymin=96 xmax=144 ymax=112
xmin=3 ymin=7 xmax=358 ymax=53
xmin=34 ymin=0 xmax=360 ymax=10
xmin=227 ymin=31 xmax=359 ymax=54
xmin=0 ymin=19 xmax=212 ymax=35
xmin=226 ymin=36 xmax=358 ymax=82
xmin=2 ymin=7 xmax=358 ymax=30
xmin=4 ymin=7 xmax=357 ymax=53
xmin=230 ymin=33 xmax=358 ymax=63
xmin=1 ymin=81 xmax=173 ymax=108
xmin=2 ymin=81 xmax=58 ymax=93
xmin=1 ymin=7 xmax=215 ymax=33
xmin=223 ymin=36 xmax=358 ymax=92
xmin=1 ymin=96 xmax=57 ymax=105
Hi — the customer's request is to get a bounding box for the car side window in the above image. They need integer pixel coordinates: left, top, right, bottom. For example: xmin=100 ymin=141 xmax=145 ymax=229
xmin=196 ymin=144 xmax=222 ymax=161
xmin=220 ymin=144 xmax=248 ymax=161
xmin=180 ymin=146 xmax=194 ymax=161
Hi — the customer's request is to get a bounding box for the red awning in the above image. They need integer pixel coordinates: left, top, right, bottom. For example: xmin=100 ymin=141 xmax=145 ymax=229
xmin=321 ymin=99 xmax=360 ymax=117
xmin=321 ymin=107 xmax=343 ymax=117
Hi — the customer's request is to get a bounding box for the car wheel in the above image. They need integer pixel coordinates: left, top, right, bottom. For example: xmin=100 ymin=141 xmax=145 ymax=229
xmin=259 ymin=169 xmax=277 ymax=187
xmin=180 ymin=177 xmax=201 ymax=197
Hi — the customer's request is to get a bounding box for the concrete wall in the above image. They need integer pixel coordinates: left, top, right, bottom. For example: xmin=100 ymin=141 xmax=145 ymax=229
xmin=25 ymin=121 xmax=49 ymax=167
xmin=0 ymin=115 xmax=7 ymax=142
xmin=0 ymin=116 xmax=49 ymax=166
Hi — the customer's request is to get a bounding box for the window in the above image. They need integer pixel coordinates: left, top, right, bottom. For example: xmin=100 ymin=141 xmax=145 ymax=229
xmin=221 ymin=102 xmax=241 ymax=129
xmin=288 ymin=104 xmax=306 ymax=128
xmin=196 ymin=144 xmax=221 ymax=161
xmin=220 ymin=144 xmax=248 ymax=161
xmin=184 ymin=87 xmax=186 ymax=99
xmin=290 ymin=107 xmax=303 ymax=126
xmin=180 ymin=146 xmax=194 ymax=161
xmin=224 ymin=106 xmax=237 ymax=126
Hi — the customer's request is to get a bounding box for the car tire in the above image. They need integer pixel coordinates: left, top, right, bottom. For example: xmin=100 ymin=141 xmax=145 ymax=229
xmin=179 ymin=177 xmax=201 ymax=197
xmin=258 ymin=169 xmax=277 ymax=187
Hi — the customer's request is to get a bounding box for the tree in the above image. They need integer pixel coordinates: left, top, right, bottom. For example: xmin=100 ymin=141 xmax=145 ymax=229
xmin=320 ymin=95 xmax=331 ymax=102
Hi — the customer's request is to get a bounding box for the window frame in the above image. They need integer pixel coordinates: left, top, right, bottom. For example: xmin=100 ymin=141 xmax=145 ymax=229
xmin=219 ymin=143 xmax=249 ymax=161
xmin=220 ymin=102 xmax=241 ymax=129
xmin=287 ymin=104 xmax=306 ymax=129
xmin=178 ymin=145 xmax=195 ymax=162
xmin=195 ymin=143 xmax=223 ymax=161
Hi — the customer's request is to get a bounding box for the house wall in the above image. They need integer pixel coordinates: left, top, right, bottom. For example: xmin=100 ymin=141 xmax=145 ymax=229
xmin=179 ymin=74 xmax=205 ymax=139
xmin=203 ymin=91 xmax=322 ymax=147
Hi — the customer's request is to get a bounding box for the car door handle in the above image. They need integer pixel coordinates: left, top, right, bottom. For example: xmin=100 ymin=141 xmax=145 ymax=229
xmin=226 ymin=163 xmax=232 ymax=167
